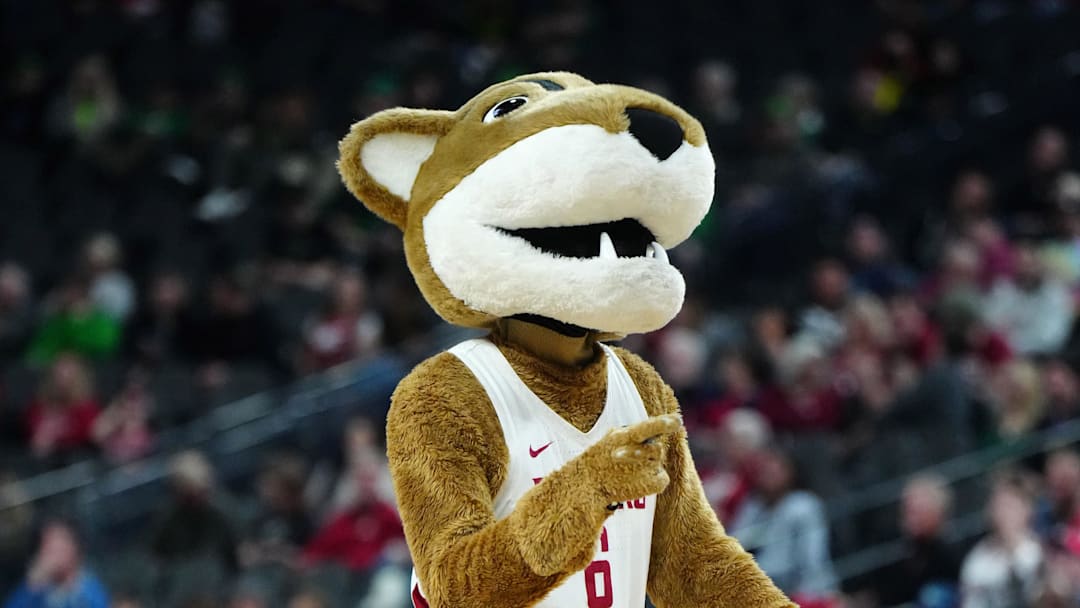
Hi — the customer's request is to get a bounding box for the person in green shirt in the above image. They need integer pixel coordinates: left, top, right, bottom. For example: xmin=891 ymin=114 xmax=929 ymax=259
xmin=25 ymin=277 xmax=121 ymax=365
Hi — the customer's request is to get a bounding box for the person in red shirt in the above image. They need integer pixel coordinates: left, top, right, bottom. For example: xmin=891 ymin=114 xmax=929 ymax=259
xmin=298 ymin=270 xmax=383 ymax=373
xmin=24 ymin=354 xmax=101 ymax=462
xmin=301 ymin=461 xmax=404 ymax=572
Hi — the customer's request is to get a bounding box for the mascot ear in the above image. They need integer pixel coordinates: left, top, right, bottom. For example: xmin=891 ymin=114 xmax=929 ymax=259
xmin=338 ymin=108 xmax=455 ymax=230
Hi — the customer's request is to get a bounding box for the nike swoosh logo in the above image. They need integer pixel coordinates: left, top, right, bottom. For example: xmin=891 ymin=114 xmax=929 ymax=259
xmin=529 ymin=442 xmax=552 ymax=458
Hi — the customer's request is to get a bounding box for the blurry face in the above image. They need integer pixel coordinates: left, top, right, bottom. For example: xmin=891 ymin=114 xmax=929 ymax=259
xmin=989 ymin=487 xmax=1032 ymax=538
xmin=991 ymin=364 xmax=1033 ymax=414
xmin=931 ymin=40 xmax=960 ymax=75
xmin=902 ymin=486 xmax=945 ymax=539
xmin=1044 ymin=362 xmax=1079 ymax=405
xmin=1014 ymin=248 xmax=1044 ymax=288
xmin=40 ymin=524 xmax=80 ymax=578
xmin=353 ymin=465 xmax=380 ymax=507
xmin=852 ymin=68 xmax=882 ymax=112
xmin=334 ymin=274 xmax=364 ymax=313
xmin=1031 ymin=128 xmax=1068 ymax=174
xmin=694 ymin=62 xmax=735 ymax=103
xmin=346 ymin=419 xmax=375 ymax=459
xmin=209 ymin=280 xmax=248 ymax=314
xmin=657 ymin=329 xmax=707 ymax=390
xmin=151 ymin=275 xmax=187 ymax=312
xmin=951 ymin=172 xmax=992 ymax=216
xmin=257 ymin=475 xmax=286 ymax=509
xmin=753 ymin=451 xmax=792 ymax=498
xmin=720 ymin=356 xmax=755 ymax=397
xmin=754 ymin=308 xmax=787 ymax=346
xmin=889 ymin=295 xmax=924 ymax=338
xmin=848 ymin=220 xmax=887 ymax=264
xmin=811 ymin=262 xmax=849 ymax=309
xmin=1045 ymin=454 xmax=1080 ymax=504
xmin=49 ymin=357 xmax=85 ymax=401
xmin=0 ymin=265 xmax=28 ymax=306
xmin=941 ymin=241 xmax=979 ymax=283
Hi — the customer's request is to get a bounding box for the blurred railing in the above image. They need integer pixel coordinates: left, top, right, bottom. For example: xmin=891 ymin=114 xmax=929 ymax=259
xmin=829 ymin=418 xmax=1080 ymax=583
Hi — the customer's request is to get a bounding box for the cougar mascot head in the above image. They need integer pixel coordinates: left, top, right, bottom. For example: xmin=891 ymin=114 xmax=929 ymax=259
xmin=338 ymin=72 xmax=794 ymax=608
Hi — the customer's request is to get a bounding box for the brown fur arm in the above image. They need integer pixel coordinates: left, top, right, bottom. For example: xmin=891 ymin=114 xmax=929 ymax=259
xmin=614 ymin=347 xmax=797 ymax=608
xmin=387 ymin=352 xmax=615 ymax=607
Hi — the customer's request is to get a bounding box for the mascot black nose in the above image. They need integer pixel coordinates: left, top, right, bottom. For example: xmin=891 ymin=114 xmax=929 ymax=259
xmin=626 ymin=108 xmax=684 ymax=161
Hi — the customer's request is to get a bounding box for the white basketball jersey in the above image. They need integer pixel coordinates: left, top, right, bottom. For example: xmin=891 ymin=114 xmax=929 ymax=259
xmin=410 ymin=338 xmax=656 ymax=608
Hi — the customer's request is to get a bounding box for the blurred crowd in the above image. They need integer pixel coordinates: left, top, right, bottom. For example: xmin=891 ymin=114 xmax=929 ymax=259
xmin=2 ymin=418 xmax=411 ymax=608
xmin=3 ymin=0 xmax=1080 ymax=607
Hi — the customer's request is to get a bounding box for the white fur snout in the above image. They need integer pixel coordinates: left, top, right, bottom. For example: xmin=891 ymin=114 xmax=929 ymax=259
xmin=423 ymin=124 xmax=715 ymax=334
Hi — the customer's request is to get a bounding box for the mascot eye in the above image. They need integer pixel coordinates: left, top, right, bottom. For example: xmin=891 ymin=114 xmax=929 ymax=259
xmin=483 ymin=96 xmax=528 ymax=123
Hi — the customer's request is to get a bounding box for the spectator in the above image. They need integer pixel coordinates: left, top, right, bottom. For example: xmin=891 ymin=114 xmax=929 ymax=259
xmin=796 ymin=259 xmax=852 ymax=352
xmin=846 ymin=216 xmax=915 ymax=297
xmin=2 ymin=519 xmax=109 ymax=608
xmin=320 ymin=417 xmax=396 ymax=521
xmin=125 ymin=270 xmax=190 ymax=365
xmin=950 ymin=171 xmax=996 ymax=230
xmin=301 ymin=460 xmax=404 ymax=574
xmin=889 ymin=290 xmax=942 ymax=368
xmin=920 ymin=171 xmax=1002 ymax=277
xmin=960 ymin=472 xmax=1044 ymax=608
xmin=836 ymin=295 xmax=897 ymax=408
xmin=983 ymin=243 xmax=1074 ymax=355
xmin=0 ymin=262 xmax=34 ymax=360
xmin=763 ymin=338 xmax=845 ymax=432
xmin=968 ymin=218 xmax=1017 ymax=290
xmin=81 ymin=233 xmax=136 ymax=323
xmin=690 ymin=59 xmax=743 ymax=159
xmin=1007 ymin=126 xmax=1071 ymax=238
xmin=876 ymin=300 xmax=981 ymax=457
xmin=148 ymin=450 xmax=238 ymax=572
xmin=921 ymin=239 xmax=983 ymax=305
xmin=871 ymin=474 xmax=963 ymax=606
xmin=729 ymin=446 xmax=838 ymax=602
xmin=986 ymin=359 xmax=1046 ymax=445
xmin=1040 ymin=172 xmax=1080 ymax=282
xmin=698 ymin=408 xmax=774 ymax=523
xmin=691 ymin=349 xmax=778 ymax=430
xmin=298 ymin=269 xmax=383 ymax=373
xmin=1039 ymin=359 xmax=1080 ymax=430
xmin=653 ymin=326 xmax=709 ymax=401
xmin=46 ymin=54 xmax=120 ymax=145
xmin=24 ymin=276 xmax=121 ymax=365
xmin=239 ymin=453 xmax=313 ymax=569
xmin=751 ymin=306 xmax=791 ymax=363
xmin=1035 ymin=450 xmax=1080 ymax=544
xmin=23 ymin=354 xmax=101 ymax=463
xmin=90 ymin=369 xmax=155 ymax=464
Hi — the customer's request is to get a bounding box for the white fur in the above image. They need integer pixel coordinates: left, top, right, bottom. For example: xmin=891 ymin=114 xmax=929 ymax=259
xmin=423 ymin=124 xmax=714 ymax=334
xmin=361 ymin=132 xmax=439 ymax=201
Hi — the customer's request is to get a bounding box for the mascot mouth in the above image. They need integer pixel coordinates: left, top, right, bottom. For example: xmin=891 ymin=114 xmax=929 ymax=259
xmin=496 ymin=218 xmax=667 ymax=262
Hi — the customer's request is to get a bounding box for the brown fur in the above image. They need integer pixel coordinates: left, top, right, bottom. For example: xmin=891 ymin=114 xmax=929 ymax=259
xmin=387 ymin=323 xmax=795 ymax=607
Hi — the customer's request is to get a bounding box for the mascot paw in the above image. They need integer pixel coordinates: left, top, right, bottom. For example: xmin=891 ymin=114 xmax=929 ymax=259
xmin=583 ymin=413 xmax=681 ymax=505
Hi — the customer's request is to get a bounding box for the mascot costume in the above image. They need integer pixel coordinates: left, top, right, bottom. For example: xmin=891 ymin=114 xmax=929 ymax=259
xmin=338 ymin=72 xmax=795 ymax=608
